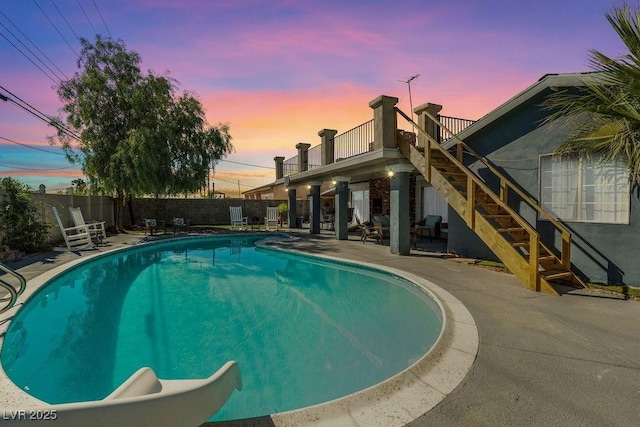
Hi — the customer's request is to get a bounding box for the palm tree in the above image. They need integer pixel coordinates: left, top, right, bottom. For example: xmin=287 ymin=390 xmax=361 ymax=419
xmin=544 ymin=4 xmax=640 ymax=184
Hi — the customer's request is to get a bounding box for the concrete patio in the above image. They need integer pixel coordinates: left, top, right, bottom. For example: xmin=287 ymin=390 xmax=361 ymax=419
xmin=2 ymin=231 xmax=639 ymax=426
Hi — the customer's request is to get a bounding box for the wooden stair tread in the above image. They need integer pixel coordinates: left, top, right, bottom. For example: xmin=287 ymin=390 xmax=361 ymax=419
xmin=497 ymin=227 xmax=525 ymax=233
xmin=540 ymin=270 xmax=573 ymax=280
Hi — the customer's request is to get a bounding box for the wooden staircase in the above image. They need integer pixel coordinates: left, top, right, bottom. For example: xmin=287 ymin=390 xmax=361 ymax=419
xmin=396 ymin=108 xmax=587 ymax=295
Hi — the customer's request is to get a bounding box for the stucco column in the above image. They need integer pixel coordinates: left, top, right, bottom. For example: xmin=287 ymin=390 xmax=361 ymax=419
xmin=369 ymin=95 xmax=399 ymax=150
xmin=296 ymin=143 xmax=311 ymax=172
xmin=333 ymin=176 xmax=351 ymax=240
xmin=318 ymin=129 xmax=337 ymax=166
xmin=414 ymin=103 xmax=443 ymax=146
xmin=274 ymin=156 xmax=285 ymax=180
xmin=386 ymin=163 xmax=414 ymax=255
xmin=287 ymin=187 xmax=297 ymax=228
xmin=308 ymin=181 xmax=322 ymax=234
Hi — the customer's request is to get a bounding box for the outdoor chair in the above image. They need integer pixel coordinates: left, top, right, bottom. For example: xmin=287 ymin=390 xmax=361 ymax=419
xmin=69 ymin=206 xmax=106 ymax=245
xmin=265 ymin=206 xmax=279 ymax=230
xmin=372 ymin=214 xmax=390 ymax=239
xmin=52 ymin=206 xmax=94 ymax=251
xmin=415 ymin=215 xmax=442 ymax=242
xmin=145 ymin=218 xmax=158 ymax=235
xmin=356 ymin=216 xmax=381 ymax=244
xmin=229 ymin=206 xmax=248 ymax=230
xmin=172 ymin=217 xmax=189 ymax=234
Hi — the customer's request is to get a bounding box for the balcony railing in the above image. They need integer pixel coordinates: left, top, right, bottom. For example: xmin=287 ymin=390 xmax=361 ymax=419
xmin=439 ymin=115 xmax=476 ymax=142
xmin=283 ymin=155 xmax=298 ymax=176
xmin=334 ymin=119 xmax=374 ymax=161
xmin=307 ymin=144 xmax=321 ymax=170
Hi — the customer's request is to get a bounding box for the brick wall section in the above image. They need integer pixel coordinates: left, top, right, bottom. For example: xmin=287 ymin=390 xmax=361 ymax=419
xmin=368 ymin=176 xmax=416 ymax=222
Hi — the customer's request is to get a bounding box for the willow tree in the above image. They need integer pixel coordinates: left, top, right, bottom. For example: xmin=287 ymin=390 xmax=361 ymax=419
xmin=53 ymin=36 xmax=232 ymax=230
xmin=544 ymin=4 xmax=640 ymax=184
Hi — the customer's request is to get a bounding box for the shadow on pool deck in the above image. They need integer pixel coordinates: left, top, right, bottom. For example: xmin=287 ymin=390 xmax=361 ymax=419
xmin=4 ymin=231 xmax=640 ymax=427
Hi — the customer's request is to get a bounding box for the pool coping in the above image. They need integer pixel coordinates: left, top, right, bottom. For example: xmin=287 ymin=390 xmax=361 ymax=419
xmin=0 ymin=234 xmax=479 ymax=426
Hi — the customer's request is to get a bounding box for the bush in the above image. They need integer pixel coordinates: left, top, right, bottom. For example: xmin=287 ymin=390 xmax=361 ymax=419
xmin=0 ymin=177 xmax=50 ymax=253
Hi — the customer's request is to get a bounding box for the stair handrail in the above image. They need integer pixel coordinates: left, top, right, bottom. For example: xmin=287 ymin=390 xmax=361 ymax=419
xmin=0 ymin=280 xmax=17 ymax=314
xmin=0 ymin=261 xmax=26 ymax=296
xmin=396 ymin=107 xmax=571 ymax=269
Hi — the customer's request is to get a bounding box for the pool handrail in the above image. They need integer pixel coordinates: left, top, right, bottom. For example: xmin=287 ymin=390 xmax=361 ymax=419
xmin=2 ymin=361 xmax=242 ymax=427
xmin=0 ymin=261 xmax=26 ymax=314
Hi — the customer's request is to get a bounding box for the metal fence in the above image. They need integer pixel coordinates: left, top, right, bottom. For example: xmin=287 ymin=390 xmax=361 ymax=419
xmin=439 ymin=115 xmax=476 ymax=142
xmin=283 ymin=155 xmax=299 ymax=176
xmin=334 ymin=119 xmax=374 ymax=161
xmin=307 ymin=144 xmax=321 ymax=170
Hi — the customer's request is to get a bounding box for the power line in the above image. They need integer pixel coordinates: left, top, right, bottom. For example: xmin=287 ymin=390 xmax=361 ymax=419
xmin=218 ymin=159 xmax=274 ymax=169
xmin=0 ymin=162 xmax=76 ymax=171
xmin=0 ymin=30 xmax=60 ymax=84
xmin=75 ymin=0 xmax=98 ymax=35
xmin=0 ymin=21 xmax=64 ymax=83
xmin=92 ymin=0 xmax=112 ymax=38
xmin=32 ymin=0 xmax=79 ymax=58
xmin=49 ymin=0 xmax=81 ymax=41
xmin=0 ymin=10 xmax=69 ymax=80
xmin=0 ymin=136 xmax=66 ymax=156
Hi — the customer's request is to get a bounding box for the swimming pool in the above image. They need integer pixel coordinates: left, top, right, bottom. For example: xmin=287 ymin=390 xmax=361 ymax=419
xmin=1 ymin=235 xmax=444 ymax=422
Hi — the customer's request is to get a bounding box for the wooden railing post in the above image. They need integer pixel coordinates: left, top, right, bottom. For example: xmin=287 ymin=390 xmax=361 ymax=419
xmin=425 ymin=138 xmax=432 ymax=181
xmin=456 ymin=142 xmax=463 ymax=163
xmin=500 ymin=179 xmax=508 ymax=202
xmin=529 ymin=234 xmax=540 ymax=291
xmin=466 ymin=179 xmax=475 ymax=229
xmin=561 ymin=232 xmax=571 ymax=269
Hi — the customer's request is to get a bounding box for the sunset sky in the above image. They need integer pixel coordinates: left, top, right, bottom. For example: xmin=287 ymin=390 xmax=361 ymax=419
xmin=0 ymin=0 xmax=624 ymax=195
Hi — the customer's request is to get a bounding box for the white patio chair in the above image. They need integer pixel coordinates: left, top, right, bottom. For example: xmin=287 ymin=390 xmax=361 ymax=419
xmin=229 ymin=206 xmax=248 ymax=230
xmin=69 ymin=206 xmax=107 ymax=244
xmin=53 ymin=206 xmax=94 ymax=251
xmin=265 ymin=206 xmax=279 ymax=230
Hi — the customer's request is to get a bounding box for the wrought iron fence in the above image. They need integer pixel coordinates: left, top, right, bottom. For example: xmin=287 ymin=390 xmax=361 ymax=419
xmin=283 ymin=155 xmax=298 ymax=176
xmin=334 ymin=119 xmax=374 ymax=161
xmin=439 ymin=115 xmax=476 ymax=142
xmin=307 ymin=144 xmax=321 ymax=170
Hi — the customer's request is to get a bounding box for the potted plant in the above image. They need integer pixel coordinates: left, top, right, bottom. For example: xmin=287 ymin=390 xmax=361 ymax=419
xmin=278 ymin=203 xmax=288 ymax=227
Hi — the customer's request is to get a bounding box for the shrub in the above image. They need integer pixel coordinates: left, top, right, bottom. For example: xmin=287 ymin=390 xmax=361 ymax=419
xmin=0 ymin=177 xmax=50 ymax=253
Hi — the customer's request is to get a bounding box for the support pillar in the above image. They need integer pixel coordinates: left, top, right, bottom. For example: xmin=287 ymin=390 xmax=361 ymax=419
xmin=308 ymin=181 xmax=322 ymax=234
xmin=386 ymin=163 xmax=414 ymax=255
xmin=318 ymin=129 xmax=337 ymax=166
xmin=287 ymin=187 xmax=297 ymax=228
xmin=414 ymin=103 xmax=443 ymax=146
xmin=296 ymin=143 xmax=311 ymax=173
xmin=274 ymin=156 xmax=285 ymax=180
xmin=333 ymin=177 xmax=351 ymax=240
xmin=369 ymin=95 xmax=399 ymax=150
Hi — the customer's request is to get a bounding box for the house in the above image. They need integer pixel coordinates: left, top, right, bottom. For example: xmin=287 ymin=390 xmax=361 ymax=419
xmin=247 ymin=72 xmax=634 ymax=292
xmin=443 ymin=72 xmax=637 ymax=286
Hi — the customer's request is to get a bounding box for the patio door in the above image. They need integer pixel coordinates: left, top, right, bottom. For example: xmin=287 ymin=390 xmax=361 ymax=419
xmin=422 ymin=185 xmax=448 ymax=222
xmin=350 ymin=185 xmax=370 ymax=224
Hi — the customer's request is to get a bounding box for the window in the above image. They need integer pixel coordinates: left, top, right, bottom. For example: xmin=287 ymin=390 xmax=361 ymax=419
xmin=423 ymin=185 xmax=448 ymax=222
xmin=540 ymin=154 xmax=629 ymax=224
xmin=349 ymin=185 xmax=370 ymax=223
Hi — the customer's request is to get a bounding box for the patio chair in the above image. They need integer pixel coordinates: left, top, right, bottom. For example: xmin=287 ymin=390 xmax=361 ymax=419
xmin=144 ymin=218 xmax=159 ymax=235
xmin=69 ymin=206 xmax=106 ymax=245
xmin=229 ymin=206 xmax=248 ymax=230
xmin=265 ymin=206 xmax=279 ymax=230
xmin=356 ymin=216 xmax=380 ymax=244
xmin=52 ymin=206 xmax=94 ymax=251
xmin=415 ymin=215 xmax=442 ymax=242
xmin=172 ymin=217 xmax=189 ymax=234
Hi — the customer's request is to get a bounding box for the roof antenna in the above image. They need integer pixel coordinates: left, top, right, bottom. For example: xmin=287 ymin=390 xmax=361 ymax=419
xmin=399 ymin=74 xmax=420 ymax=131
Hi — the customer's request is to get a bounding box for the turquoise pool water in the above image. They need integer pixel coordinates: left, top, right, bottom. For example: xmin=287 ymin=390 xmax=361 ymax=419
xmin=1 ymin=235 xmax=443 ymax=421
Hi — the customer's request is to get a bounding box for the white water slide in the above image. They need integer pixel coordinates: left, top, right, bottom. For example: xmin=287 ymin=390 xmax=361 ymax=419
xmin=4 ymin=361 xmax=242 ymax=427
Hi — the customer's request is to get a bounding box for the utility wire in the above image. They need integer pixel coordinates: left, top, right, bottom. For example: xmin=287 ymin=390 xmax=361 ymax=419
xmin=0 ymin=84 xmax=82 ymax=141
xmin=0 ymin=30 xmax=60 ymax=84
xmin=0 ymin=21 xmax=64 ymax=82
xmin=0 ymin=136 xmax=66 ymax=156
xmin=75 ymin=0 xmax=98 ymax=35
xmin=0 ymin=10 xmax=69 ymax=80
xmin=92 ymin=0 xmax=112 ymax=38
xmin=49 ymin=0 xmax=81 ymax=41
xmin=32 ymin=0 xmax=79 ymax=58
xmin=218 ymin=159 xmax=274 ymax=169
xmin=0 ymin=162 xmax=76 ymax=171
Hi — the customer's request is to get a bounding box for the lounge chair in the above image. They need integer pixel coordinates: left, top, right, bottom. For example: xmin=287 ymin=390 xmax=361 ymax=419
xmin=356 ymin=216 xmax=380 ymax=244
xmin=69 ymin=207 xmax=107 ymax=245
xmin=229 ymin=206 xmax=248 ymax=230
xmin=52 ymin=206 xmax=94 ymax=251
xmin=265 ymin=206 xmax=279 ymax=230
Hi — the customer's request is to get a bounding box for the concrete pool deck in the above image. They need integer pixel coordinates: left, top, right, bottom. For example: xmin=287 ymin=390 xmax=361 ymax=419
xmin=2 ymin=231 xmax=640 ymax=426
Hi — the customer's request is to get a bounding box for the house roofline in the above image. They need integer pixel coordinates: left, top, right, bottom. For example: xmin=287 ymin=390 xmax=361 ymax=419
xmin=444 ymin=72 xmax=600 ymax=148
